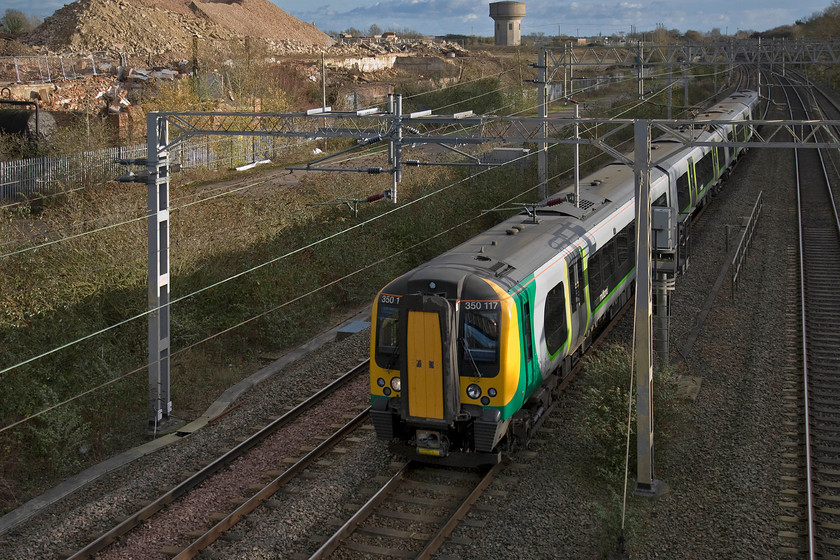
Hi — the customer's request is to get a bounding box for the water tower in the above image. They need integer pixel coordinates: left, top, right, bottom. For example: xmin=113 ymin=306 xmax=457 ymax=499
xmin=489 ymin=1 xmax=526 ymax=46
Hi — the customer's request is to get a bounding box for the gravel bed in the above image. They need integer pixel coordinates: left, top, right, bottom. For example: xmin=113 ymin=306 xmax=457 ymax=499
xmin=436 ymin=116 xmax=797 ymax=557
xmin=198 ymin=130 xmax=796 ymax=560
xmin=0 ymin=331 xmax=373 ymax=559
xmin=0 ymin=96 xmax=812 ymax=559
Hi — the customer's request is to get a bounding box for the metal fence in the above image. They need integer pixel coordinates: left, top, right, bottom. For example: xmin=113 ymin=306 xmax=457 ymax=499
xmin=731 ymin=190 xmax=763 ymax=296
xmin=0 ymin=135 xmax=305 ymax=200
xmin=0 ymin=52 xmax=121 ymax=84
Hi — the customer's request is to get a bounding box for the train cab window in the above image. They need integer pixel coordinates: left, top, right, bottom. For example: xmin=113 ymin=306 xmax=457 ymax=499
xmin=375 ymin=302 xmax=400 ymax=369
xmin=544 ymin=282 xmax=568 ymax=355
xmin=461 ymin=306 xmax=501 ymax=377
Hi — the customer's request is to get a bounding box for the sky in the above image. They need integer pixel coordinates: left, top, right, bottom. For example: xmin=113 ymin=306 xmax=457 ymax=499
xmin=13 ymin=0 xmax=836 ymax=37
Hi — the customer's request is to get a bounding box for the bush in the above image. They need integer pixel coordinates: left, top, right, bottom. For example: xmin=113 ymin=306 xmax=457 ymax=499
xmin=576 ymin=343 xmax=682 ymax=483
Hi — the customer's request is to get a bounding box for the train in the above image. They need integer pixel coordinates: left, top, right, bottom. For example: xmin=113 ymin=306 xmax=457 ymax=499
xmin=369 ymin=89 xmax=761 ymax=466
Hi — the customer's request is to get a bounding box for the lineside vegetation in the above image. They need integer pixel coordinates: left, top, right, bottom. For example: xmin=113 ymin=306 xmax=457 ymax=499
xmin=0 ymin=54 xmax=721 ymax=513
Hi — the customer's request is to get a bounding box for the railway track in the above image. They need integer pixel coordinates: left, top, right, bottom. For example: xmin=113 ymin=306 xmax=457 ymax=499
xmin=773 ymin=72 xmax=840 ymax=558
xmin=308 ymin=460 xmax=504 ymax=560
xmin=301 ymin=295 xmax=634 ymax=560
xmin=67 ymin=360 xmax=371 ymax=560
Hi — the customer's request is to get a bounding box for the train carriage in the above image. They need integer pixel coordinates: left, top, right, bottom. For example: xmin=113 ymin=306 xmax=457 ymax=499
xmin=370 ymin=90 xmax=759 ymax=466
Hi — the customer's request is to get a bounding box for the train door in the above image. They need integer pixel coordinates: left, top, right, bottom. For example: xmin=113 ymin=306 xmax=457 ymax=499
xmin=568 ymin=250 xmax=589 ymax=348
xmin=687 ymin=158 xmax=698 ymax=210
xmin=712 ymin=147 xmax=719 ymax=180
xmin=399 ymin=294 xmax=459 ymax=427
xmin=406 ymin=311 xmax=445 ymax=420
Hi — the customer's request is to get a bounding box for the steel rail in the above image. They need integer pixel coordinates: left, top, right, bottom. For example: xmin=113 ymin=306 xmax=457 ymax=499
xmin=790 ymin=82 xmax=818 ymax=560
xmin=415 ymin=460 xmax=506 ymax=559
xmin=307 ymin=461 xmax=413 ymax=560
xmin=781 ymin=72 xmax=840 ymax=560
xmin=306 ymin=294 xmax=636 ymax=560
xmin=68 ymin=359 xmax=370 ymax=559
xmin=174 ymin=407 xmax=371 ymax=559
xmin=307 ymin=460 xmax=504 ymax=560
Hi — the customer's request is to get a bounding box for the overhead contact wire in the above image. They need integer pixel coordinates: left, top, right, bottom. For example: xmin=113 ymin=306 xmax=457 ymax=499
xmin=0 ymin=146 xmax=586 ymax=432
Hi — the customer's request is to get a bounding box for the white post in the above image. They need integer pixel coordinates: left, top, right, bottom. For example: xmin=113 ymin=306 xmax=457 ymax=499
xmin=147 ymin=113 xmax=172 ymax=430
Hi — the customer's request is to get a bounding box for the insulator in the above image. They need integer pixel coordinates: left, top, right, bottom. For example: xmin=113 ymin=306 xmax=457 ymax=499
xmin=545 ymin=196 xmax=564 ymax=207
xmin=117 ymin=172 xmax=149 ymax=183
xmin=116 ymin=157 xmax=148 ymax=166
xmin=366 ymin=193 xmax=385 ymax=203
xmin=367 ymin=167 xmax=383 ymax=174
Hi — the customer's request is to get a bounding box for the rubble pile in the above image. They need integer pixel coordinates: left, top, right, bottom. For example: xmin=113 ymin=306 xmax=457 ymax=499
xmin=24 ymin=0 xmax=332 ymax=60
xmin=22 ymin=0 xmax=468 ymax=61
xmin=0 ymin=0 xmax=474 ymax=135
xmin=328 ymin=39 xmax=470 ymax=58
xmin=0 ymin=35 xmax=37 ymax=56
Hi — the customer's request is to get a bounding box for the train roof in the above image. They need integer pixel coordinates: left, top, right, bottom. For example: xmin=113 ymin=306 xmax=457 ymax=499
xmin=389 ymin=91 xmax=759 ymax=295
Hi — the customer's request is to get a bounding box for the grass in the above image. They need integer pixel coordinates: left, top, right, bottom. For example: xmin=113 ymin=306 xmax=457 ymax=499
xmin=0 ymin=70 xmax=721 ymax=514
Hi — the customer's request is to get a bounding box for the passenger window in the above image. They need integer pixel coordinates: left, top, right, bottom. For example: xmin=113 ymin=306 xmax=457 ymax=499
xmin=602 ymin=240 xmax=617 ymax=285
xmin=588 ymin=251 xmax=602 ymax=304
xmin=696 ymin=152 xmax=714 ymax=188
xmin=676 ymin=172 xmax=690 ymax=213
xmin=544 ymin=282 xmax=568 ymax=355
xmin=570 ymin=258 xmax=583 ymax=311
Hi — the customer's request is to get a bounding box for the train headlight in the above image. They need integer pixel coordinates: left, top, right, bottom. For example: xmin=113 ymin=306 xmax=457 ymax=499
xmin=466 ymin=384 xmax=482 ymax=399
xmin=377 ymin=378 xmax=385 ymax=387
xmin=390 ymin=377 xmax=401 ymax=392
xmin=488 ymin=388 xmax=497 ymax=398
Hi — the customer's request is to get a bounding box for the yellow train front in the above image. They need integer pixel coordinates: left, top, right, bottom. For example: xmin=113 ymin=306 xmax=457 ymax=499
xmin=369 ymin=266 xmax=529 ymax=467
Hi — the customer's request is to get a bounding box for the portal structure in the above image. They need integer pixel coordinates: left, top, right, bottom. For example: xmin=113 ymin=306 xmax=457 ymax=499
xmin=489 ymin=1 xmax=525 ymax=46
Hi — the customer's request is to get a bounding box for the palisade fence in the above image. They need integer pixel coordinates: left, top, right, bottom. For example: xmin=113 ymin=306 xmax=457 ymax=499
xmin=0 ymin=52 xmax=121 ymax=84
xmin=0 ymin=135 xmax=308 ymax=201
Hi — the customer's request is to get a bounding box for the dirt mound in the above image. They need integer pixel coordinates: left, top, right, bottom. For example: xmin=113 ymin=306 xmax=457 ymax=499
xmin=190 ymin=0 xmax=330 ymax=46
xmin=25 ymin=0 xmax=332 ymax=59
xmin=0 ymin=35 xmax=36 ymax=56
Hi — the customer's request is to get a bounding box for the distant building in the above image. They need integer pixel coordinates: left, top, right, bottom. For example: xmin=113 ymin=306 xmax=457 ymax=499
xmin=489 ymin=1 xmax=525 ymax=46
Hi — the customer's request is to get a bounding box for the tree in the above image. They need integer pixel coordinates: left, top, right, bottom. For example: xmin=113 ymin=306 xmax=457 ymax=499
xmin=368 ymin=24 xmax=382 ymax=37
xmin=683 ymin=29 xmax=704 ymax=43
xmin=0 ymin=9 xmax=40 ymax=35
